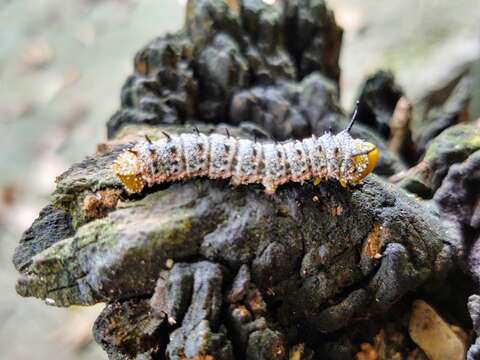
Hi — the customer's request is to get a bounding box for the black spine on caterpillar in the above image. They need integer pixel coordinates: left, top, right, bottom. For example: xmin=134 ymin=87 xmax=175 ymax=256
xmin=113 ymin=108 xmax=379 ymax=194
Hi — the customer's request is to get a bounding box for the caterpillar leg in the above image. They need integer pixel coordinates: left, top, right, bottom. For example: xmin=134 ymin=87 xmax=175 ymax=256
xmin=264 ymin=185 xmax=277 ymax=195
xmin=313 ymin=177 xmax=322 ymax=186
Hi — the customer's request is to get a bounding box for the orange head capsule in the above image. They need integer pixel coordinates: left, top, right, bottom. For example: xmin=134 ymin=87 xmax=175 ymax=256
xmin=364 ymin=146 xmax=379 ymax=177
xmin=350 ymin=142 xmax=379 ymax=183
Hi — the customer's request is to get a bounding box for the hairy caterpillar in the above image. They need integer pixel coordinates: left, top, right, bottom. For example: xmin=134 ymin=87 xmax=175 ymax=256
xmin=113 ymin=106 xmax=379 ymax=194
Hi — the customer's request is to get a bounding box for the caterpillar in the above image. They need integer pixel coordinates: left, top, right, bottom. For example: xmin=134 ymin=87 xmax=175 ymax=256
xmin=112 ymin=106 xmax=379 ymax=194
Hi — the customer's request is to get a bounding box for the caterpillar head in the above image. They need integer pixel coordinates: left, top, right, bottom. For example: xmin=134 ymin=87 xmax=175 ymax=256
xmin=347 ymin=139 xmax=379 ymax=184
xmin=112 ymin=148 xmax=146 ymax=193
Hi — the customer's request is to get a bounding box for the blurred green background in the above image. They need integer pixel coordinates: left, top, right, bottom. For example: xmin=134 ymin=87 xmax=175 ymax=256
xmin=0 ymin=0 xmax=478 ymax=358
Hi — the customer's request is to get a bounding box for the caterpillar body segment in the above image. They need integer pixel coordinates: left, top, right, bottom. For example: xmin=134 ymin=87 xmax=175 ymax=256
xmin=112 ymin=130 xmax=379 ymax=195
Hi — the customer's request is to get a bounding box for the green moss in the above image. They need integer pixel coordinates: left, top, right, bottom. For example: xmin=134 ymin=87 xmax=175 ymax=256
xmin=424 ymin=124 xmax=480 ymax=162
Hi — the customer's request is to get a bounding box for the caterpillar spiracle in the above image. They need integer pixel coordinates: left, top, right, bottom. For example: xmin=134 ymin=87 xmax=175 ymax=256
xmin=113 ymin=107 xmax=379 ymax=194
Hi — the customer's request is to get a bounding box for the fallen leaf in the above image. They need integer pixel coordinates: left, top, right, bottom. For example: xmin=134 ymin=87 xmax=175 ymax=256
xmin=409 ymin=299 xmax=466 ymax=360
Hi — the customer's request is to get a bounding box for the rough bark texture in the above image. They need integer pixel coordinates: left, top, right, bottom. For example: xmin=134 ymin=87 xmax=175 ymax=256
xmin=12 ymin=0 xmax=480 ymax=359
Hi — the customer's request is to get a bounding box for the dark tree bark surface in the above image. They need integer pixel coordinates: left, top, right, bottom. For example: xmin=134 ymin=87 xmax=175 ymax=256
xmin=12 ymin=0 xmax=480 ymax=359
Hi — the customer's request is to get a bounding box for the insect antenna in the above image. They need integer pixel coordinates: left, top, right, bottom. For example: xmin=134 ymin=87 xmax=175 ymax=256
xmin=225 ymin=127 xmax=231 ymax=138
xmin=144 ymin=135 xmax=153 ymax=144
xmin=193 ymin=126 xmax=200 ymax=135
xmin=345 ymin=100 xmax=360 ymax=133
